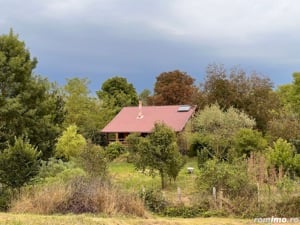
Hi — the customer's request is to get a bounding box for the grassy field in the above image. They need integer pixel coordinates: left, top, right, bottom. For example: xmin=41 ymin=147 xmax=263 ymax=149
xmin=0 ymin=213 xmax=286 ymax=225
xmin=109 ymin=156 xmax=199 ymax=204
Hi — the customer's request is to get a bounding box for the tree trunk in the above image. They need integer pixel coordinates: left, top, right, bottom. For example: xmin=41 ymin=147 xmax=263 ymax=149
xmin=160 ymin=170 xmax=166 ymax=189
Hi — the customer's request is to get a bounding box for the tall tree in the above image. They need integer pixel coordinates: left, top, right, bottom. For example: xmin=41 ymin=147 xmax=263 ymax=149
xmin=201 ymin=64 xmax=280 ymax=131
xmin=97 ymin=76 xmax=138 ymax=126
xmin=149 ymin=70 xmax=199 ymax=105
xmin=63 ymin=78 xmax=103 ymax=141
xmin=277 ymin=72 xmax=300 ymax=116
xmin=0 ymin=30 xmax=64 ymax=158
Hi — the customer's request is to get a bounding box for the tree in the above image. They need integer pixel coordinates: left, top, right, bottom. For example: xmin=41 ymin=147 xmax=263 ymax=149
xmin=201 ymin=64 xmax=280 ymax=131
xmin=0 ymin=30 xmax=64 ymax=158
xmin=267 ymin=109 xmax=300 ymax=145
xmin=266 ymin=138 xmax=299 ymax=175
xmin=139 ymin=89 xmax=151 ymax=106
xmin=149 ymin=70 xmax=199 ymax=105
xmin=193 ymin=104 xmax=256 ymax=160
xmin=55 ymin=125 xmax=87 ymax=160
xmin=232 ymin=128 xmax=267 ymax=158
xmin=63 ymin=78 xmax=103 ymax=141
xmin=97 ymin=76 xmax=138 ymax=126
xmin=277 ymin=72 xmax=300 ymax=116
xmin=0 ymin=137 xmax=41 ymax=189
xmin=127 ymin=123 xmax=184 ymax=189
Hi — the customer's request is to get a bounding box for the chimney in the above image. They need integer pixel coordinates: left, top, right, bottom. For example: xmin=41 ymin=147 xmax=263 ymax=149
xmin=137 ymin=100 xmax=144 ymax=119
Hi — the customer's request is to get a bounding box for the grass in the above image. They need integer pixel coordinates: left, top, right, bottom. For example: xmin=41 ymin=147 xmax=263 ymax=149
xmin=0 ymin=213 xmax=284 ymax=225
xmin=109 ymin=156 xmax=199 ymax=204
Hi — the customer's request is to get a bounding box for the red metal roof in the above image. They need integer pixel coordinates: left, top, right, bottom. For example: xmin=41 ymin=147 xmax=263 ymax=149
xmin=101 ymin=105 xmax=195 ymax=133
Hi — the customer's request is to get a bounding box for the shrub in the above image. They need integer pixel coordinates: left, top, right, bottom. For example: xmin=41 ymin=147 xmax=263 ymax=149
xmin=0 ymin=137 xmax=41 ymax=189
xmin=77 ymin=142 xmax=108 ymax=177
xmin=55 ymin=125 xmax=87 ymax=160
xmin=163 ymin=205 xmax=203 ymax=218
xmin=105 ymin=141 xmax=126 ymax=161
xmin=139 ymin=188 xmax=167 ymax=213
xmin=197 ymin=159 xmax=256 ymax=198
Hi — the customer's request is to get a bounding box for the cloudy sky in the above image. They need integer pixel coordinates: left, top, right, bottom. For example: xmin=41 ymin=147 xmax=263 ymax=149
xmin=1 ymin=0 xmax=299 ymax=93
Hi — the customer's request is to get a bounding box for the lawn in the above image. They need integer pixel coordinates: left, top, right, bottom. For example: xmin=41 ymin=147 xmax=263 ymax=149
xmin=0 ymin=213 xmax=279 ymax=225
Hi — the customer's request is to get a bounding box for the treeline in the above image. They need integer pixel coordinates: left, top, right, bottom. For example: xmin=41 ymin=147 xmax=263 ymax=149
xmin=0 ymin=30 xmax=300 ymax=217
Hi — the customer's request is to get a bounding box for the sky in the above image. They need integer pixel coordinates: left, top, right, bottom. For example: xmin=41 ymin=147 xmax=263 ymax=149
xmin=1 ymin=0 xmax=299 ymax=93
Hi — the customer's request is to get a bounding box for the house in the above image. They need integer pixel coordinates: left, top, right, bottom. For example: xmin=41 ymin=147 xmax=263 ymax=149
xmin=101 ymin=102 xmax=196 ymax=143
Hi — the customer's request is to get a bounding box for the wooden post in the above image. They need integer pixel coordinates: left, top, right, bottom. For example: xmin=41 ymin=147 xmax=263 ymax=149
xmin=177 ymin=187 xmax=182 ymax=203
xmin=115 ymin=132 xmax=119 ymax=142
xmin=212 ymin=187 xmax=217 ymax=205
xmin=218 ymin=189 xmax=223 ymax=209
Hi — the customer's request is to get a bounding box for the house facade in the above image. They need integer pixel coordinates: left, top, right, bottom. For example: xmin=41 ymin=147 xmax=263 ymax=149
xmin=101 ymin=103 xmax=196 ymax=143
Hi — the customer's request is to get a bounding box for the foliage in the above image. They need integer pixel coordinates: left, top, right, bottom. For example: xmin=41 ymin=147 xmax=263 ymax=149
xmin=163 ymin=205 xmax=203 ymax=218
xmin=105 ymin=141 xmax=126 ymax=161
xmin=188 ymin=133 xmax=211 ymax=157
xmin=36 ymin=158 xmax=86 ymax=184
xmin=139 ymin=89 xmax=151 ymax=106
xmin=193 ymin=104 xmax=255 ymax=159
xmin=77 ymin=142 xmax=108 ymax=177
xmin=127 ymin=123 xmax=184 ymax=188
xmin=267 ymin=108 xmax=300 ymax=144
xmin=201 ymin=64 xmax=280 ymax=131
xmin=277 ymin=72 xmax=300 ymax=116
xmin=266 ymin=138 xmax=299 ymax=175
xmin=231 ymin=128 xmax=267 ymax=158
xmin=149 ymin=70 xmax=199 ymax=105
xmin=197 ymin=159 xmax=256 ymax=198
xmin=0 ymin=30 xmax=64 ymax=158
xmin=97 ymin=76 xmax=138 ymax=127
xmin=0 ymin=137 xmax=41 ymax=189
xmin=139 ymin=188 xmax=167 ymax=213
xmin=55 ymin=125 xmax=87 ymax=160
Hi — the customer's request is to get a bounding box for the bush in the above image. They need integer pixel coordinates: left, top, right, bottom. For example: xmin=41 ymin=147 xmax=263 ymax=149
xmin=0 ymin=137 xmax=41 ymax=189
xmin=36 ymin=158 xmax=86 ymax=184
xmin=105 ymin=141 xmax=126 ymax=161
xmin=77 ymin=142 xmax=108 ymax=177
xmin=163 ymin=205 xmax=203 ymax=218
xmin=139 ymin=188 xmax=167 ymax=213
xmin=188 ymin=134 xmax=211 ymax=158
xmin=0 ymin=187 xmax=12 ymax=211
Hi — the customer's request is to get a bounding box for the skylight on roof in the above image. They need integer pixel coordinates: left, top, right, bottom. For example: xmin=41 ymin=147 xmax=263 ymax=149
xmin=177 ymin=105 xmax=191 ymax=112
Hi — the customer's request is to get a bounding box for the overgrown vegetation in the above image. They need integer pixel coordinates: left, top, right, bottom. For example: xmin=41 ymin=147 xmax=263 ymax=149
xmin=0 ymin=30 xmax=300 ymax=219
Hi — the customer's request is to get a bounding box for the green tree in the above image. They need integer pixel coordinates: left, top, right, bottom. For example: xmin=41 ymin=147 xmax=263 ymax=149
xmin=63 ymin=78 xmax=103 ymax=141
xmin=201 ymin=64 xmax=280 ymax=131
xmin=97 ymin=76 xmax=138 ymax=126
xmin=231 ymin=128 xmax=267 ymax=158
xmin=193 ymin=104 xmax=255 ymax=160
xmin=0 ymin=30 xmax=64 ymax=158
xmin=127 ymin=123 xmax=184 ymax=189
xmin=277 ymin=73 xmax=300 ymax=116
xmin=149 ymin=70 xmax=199 ymax=105
xmin=0 ymin=137 xmax=41 ymax=189
xmin=197 ymin=159 xmax=255 ymax=198
xmin=139 ymin=89 xmax=151 ymax=106
xmin=266 ymin=138 xmax=299 ymax=175
xmin=55 ymin=125 xmax=87 ymax=160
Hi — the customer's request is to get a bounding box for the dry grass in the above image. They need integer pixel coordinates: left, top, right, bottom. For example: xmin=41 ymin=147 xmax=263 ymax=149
xmin=3 ymin=213 xmax=297 ymax=225
xmin=10 ymin=177 xmax=145 ymax=217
